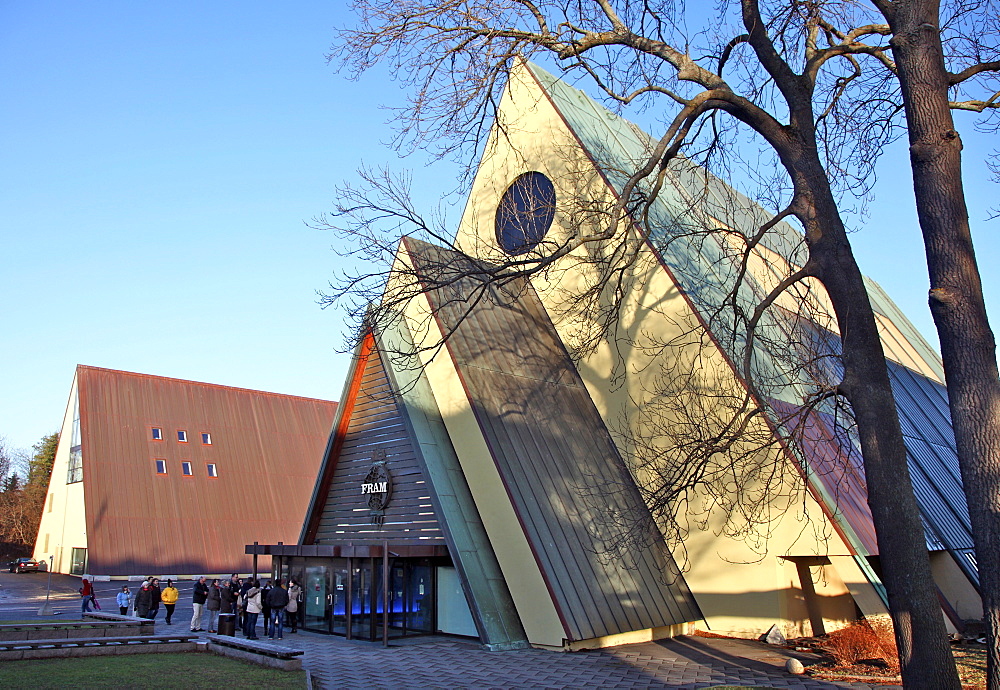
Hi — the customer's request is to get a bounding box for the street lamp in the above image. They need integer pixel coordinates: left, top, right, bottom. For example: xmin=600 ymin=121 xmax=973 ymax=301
xmin=37 ymin=555 xmax=55 ymax=615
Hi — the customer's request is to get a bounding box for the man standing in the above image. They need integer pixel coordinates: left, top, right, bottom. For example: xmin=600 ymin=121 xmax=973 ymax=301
xmin=265 ymin=578 xmax=289 ymax=640
xmin=191 ymin=576 xmax=208 ymax=632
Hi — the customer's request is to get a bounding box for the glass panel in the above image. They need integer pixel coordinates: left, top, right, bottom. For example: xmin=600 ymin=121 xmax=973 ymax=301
xmin=351 ymin=561 xmax=373 ymax=640
xmin=303 ymin=563 xmax=329 ymax=632
xmin=331 ymin=564 xmax=348 ymax=635
xmin=67 ymin=447 xmax=83 ymax=483
xmin=407 ymin=564 xmax=434 ymax=633
xmin=70 ymin=548 xmax=87 ymax=575
xmin=390 ymin=564 xmax=405 ymax=630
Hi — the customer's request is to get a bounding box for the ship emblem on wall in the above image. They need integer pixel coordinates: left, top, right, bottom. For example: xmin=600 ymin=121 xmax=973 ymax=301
xmin=362 ymin=448 xmax=392 ymax=527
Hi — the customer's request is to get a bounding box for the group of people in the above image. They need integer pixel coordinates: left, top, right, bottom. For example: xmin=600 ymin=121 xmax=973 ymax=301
xmin=191 ymin=574 xmax=303 ymax=639
xmin=86 ymin=574 xmax=303 ymax=640
xmin=110 ymin=577 xmax=180 ymax=623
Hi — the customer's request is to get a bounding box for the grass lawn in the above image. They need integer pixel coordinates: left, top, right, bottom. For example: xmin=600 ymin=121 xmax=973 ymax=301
xmin=0 ymin=652 xmax=307 ymax=688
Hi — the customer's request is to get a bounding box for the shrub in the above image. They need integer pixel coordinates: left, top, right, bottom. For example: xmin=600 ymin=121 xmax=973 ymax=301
xmin=824 ymin=618 xmax=899 ymax=671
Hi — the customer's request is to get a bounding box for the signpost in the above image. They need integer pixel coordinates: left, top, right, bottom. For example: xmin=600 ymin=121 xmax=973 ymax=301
xmin=37 ymin=555 xmax=55 ymax=615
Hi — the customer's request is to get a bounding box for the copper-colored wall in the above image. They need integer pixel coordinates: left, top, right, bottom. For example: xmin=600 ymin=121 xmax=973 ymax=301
xmin=77 ymin=365 xmax=336 ymax=576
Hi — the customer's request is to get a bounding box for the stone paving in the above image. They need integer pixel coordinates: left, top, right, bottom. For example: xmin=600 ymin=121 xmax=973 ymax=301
xmin=267 ymin=630 xmax=895 ymax=689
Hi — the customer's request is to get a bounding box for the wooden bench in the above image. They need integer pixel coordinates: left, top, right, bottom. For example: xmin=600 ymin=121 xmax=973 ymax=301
xmin=207 ymin=635 xmax=304 ymax=671
xmin=0 ymin=619 xmax=152 ymax=641
xmin=0 ymin=633 xmax=199 ymax=660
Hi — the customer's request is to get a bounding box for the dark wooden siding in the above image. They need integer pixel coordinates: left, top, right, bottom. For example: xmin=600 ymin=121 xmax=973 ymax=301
xmin=312 ymin=346 xmax=444 ymax=545
xmin=77 ymin=366 xmax=337 ymax=576
xmin=408 ymin=238 xmax=701 ymax=642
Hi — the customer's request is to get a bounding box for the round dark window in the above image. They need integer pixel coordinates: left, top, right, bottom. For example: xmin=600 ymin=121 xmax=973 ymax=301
xmin=495 ymin=171 xmax=556 ymax=255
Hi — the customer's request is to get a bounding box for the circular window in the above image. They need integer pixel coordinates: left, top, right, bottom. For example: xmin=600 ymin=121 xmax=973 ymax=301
xmin=495 ymin=171 xmax=556 ymax=255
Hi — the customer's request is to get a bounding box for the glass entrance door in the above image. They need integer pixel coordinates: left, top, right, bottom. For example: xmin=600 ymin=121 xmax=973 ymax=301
xmin=303 ymin=563 xmax=328 ymax=631
xmin=331 ymin=564 xmax=348 ymax=635
xmin=350 ymin=560 xmax=374 ymax=640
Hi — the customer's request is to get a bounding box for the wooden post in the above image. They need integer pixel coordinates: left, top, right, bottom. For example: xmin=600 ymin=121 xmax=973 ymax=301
xmin=252 ymin=541 xmax=259 ymax=581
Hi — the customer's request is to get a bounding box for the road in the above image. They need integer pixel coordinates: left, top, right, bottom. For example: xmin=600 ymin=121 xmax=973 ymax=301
xmin=0 ymin=570 xmax=198 ymax=621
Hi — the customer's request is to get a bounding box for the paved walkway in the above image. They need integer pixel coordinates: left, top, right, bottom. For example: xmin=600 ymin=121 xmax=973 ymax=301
xmin=1 ymin=575 xmax=895 ymax=689
xmin=269 ymin=630 xmax=894 ymax=689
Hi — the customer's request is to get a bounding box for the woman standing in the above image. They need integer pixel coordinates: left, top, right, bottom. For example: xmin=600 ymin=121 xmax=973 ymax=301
xmin=116 ymin=585 xmax=132 ymax=615
xmin=285 ymin=579 xmax=302 ymax=633
xmin=242 ymin=579 xmax=262 ymax=639
xmin=205 ymin=579 xmax=222 ymax=633
xmin=161 ymin=579 xmax=179 ymax=624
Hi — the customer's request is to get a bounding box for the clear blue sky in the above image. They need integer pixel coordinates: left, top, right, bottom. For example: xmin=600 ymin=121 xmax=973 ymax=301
xmin=2 ymin=2 xmax=997 ymax=453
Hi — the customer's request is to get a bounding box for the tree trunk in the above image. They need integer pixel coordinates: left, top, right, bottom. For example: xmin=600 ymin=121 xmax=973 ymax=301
xmin=788 ymin=151 xmax=960 ymax=686
xmin=887 ymin=1 xmax=1000 ymax=686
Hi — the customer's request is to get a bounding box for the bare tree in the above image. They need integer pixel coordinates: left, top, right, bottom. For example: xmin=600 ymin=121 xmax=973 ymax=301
xmin=0 ymin=435 xmax=33 ymax=554
xmin=865 ymin=1 xmax=1000 ymax=684
xmin=317 ymin=1 xmax=1000 ymax=684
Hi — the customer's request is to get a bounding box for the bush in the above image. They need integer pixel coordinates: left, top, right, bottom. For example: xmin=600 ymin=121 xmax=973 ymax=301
xmin=824 ymin=618 xmax=899 ymax=671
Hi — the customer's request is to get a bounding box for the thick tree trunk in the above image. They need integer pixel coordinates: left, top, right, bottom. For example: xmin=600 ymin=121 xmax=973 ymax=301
xmin=887 ymin=1 xmax=1000 ymax=686
xmin=788 ymin=152 xmax=960 ymax=686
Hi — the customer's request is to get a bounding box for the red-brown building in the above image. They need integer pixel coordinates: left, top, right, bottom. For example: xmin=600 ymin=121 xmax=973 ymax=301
xmin=33 ymin=365 xmax=336 ymax=578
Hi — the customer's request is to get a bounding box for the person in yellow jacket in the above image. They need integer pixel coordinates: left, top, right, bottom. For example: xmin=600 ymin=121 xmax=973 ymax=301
xmin=161 ymin=579 xmax=180 ymax=625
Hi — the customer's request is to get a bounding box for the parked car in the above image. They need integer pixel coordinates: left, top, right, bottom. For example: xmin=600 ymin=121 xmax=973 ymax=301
xmin=8 ymin=557 xmax=40 ymax=573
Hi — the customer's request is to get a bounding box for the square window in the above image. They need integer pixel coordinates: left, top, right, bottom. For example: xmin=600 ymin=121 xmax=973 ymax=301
xmin=177 ymin=430 xmax=188 ymax=443
xmin=201 ymin=432 xmax=212 ymax=445
xmin=207 ymin=463 xmax=218 ymax=478
xmin=155 ymin=459 xmax=167 ymax=474
xmin=151 ymin=427 xmax=163 ymax=441
xmin=181 ymin=461 xmax=193 ymax=476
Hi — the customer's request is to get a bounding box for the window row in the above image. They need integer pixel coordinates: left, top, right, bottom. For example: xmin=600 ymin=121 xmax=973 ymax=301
xmin=154 ymin=459 xmax=218 ymax=477
xmin=151 ymin=427 xmax=211 ymax=445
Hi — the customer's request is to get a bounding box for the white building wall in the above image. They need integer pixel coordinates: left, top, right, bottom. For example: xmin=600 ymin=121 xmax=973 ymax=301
xmin=33 ymin=373 xmax=88 ymax=575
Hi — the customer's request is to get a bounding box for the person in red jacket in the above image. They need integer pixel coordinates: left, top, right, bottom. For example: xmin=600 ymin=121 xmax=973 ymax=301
xmin=79 ymin=578 xmax=93 ymax=613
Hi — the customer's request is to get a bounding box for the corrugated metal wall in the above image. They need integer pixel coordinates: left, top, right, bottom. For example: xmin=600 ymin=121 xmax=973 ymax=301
xmin=77 ymin=366 xmax=336 ymax=575
xmin=410 ymin=239 xmax=701 ymax=642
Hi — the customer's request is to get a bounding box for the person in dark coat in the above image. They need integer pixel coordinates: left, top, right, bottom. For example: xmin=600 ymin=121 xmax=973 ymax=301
xmin=238 ymin=577 xmax=252 ymax=630
xmin=261 ymin=580 xmax=273 ymax=637
xmin=219 ymin=579 xmax=236 ymax=622
xmin=147 ymin=577 xmax=162 ymax=620
xmin=265 ymin=578 xmax=289 ymax=640
xmin=227 ymin=574 xmax=240 ymax=613
xmin=206 ymin=579 xmax=222 ymax=633
xmin=191 ymin=576 xmax=209 ymax=632
xmin=135 ymin=581 xmax=153 ymax=619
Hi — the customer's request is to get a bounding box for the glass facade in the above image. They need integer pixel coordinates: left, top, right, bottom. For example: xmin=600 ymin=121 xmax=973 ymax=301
xmin=282 ymin=556 xmax=439 ymax=641
xmin=67 ymin=388 xmax=83 ymax=484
